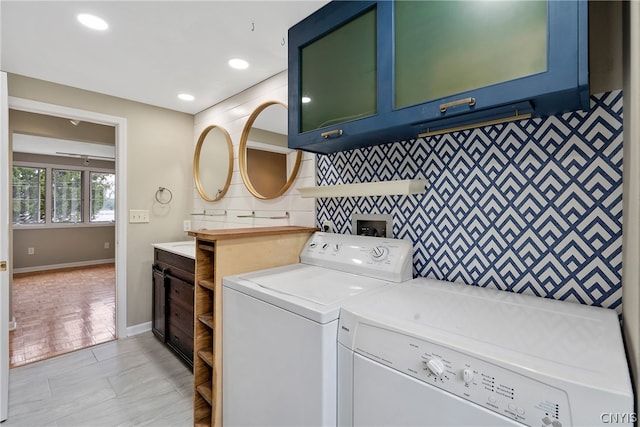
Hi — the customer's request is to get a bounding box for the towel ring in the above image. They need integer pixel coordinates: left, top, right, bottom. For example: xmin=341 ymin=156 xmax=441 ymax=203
xmin=155 ymin=187 xmax=173 ymax=204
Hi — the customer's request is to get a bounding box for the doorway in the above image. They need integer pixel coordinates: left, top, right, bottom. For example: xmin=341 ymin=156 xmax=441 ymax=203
xmin=9 ymin=111 xmax=118 ymax=366
xmin=7 ymin=97 xmax=128 ymax=362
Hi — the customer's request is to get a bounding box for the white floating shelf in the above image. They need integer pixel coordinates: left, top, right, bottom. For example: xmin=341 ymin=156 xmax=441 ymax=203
xmin=297 ymin=179 xmax=427 ymax=198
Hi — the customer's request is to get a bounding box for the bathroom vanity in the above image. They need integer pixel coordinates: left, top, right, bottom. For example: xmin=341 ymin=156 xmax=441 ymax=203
xmin=152 ymin=241 xmax=196 ymax=368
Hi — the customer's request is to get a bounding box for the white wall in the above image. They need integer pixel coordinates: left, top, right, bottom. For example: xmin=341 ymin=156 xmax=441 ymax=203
xmin=622 ymin=0 xmax=640 ymax=413
xmin=192 ymin=71 xmax=315 ymax=230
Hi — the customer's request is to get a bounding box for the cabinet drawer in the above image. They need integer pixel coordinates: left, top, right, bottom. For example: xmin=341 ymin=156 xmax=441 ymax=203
xmin=167 ymin=322 xmax=194 ymax=364
xmin=154 ymin=249 xmax=195 ymax=283
xmin=168 ymin=299 xmax=195 ymax=333
xmin=167 ymin=275 xmax=194 ymax=309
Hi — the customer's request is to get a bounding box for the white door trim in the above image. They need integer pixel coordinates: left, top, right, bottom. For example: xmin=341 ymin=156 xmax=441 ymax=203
xmin=1 ymin=72 xmax=10 ymax=422
xmin=8 ymin=96 xmax=128 ymax=338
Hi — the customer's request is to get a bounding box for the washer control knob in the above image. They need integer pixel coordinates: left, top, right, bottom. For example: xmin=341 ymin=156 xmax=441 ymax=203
xmin=425 ymin=358 xmax=445 ymax=378
xmin=463 ymin=368 xmax=474 ymax=385
xmin=370 ymin=246 xmax=389 ymax=261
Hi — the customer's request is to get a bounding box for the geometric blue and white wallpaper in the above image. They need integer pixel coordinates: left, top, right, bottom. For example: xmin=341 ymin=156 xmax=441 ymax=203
xmin=316 ymin=91 xmax=624 ymax=313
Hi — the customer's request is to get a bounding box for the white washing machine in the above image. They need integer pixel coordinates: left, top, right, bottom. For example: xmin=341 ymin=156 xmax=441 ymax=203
xmin=338 ymin=278 xmax=634 ymax=427
xmin=222 ymin=232 xmax=413 ymax=427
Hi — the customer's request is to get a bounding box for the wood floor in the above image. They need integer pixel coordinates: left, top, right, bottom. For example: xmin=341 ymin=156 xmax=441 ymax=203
xmin=10 ymin=264 xmax=116 ymax=368
xmin=5 ymin=332 xmax=193 ymax=426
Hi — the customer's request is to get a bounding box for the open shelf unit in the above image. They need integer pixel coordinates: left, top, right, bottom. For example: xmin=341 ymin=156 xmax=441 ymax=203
xmin=193 ymin=241 xmax=215 ymax=427
xmin=190 ymin=226 xmax=317 ymax=427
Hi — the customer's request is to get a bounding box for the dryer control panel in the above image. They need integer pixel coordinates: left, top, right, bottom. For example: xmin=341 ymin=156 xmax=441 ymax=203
xmin=349 ymin=322 xmax=570 ymax=427
xmin=300 ymin=232 xmax=413 ymax=283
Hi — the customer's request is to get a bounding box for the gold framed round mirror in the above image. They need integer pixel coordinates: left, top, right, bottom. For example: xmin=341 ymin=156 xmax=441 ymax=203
xmin=239 ymin=101 xmax=302 ymax=200
xmin=193 ymin=125 xmax=234 ymax=202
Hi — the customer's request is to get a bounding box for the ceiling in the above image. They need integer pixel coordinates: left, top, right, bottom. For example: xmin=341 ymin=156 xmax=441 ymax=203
xmin=1 ymin=1 xmax=329 ymax=115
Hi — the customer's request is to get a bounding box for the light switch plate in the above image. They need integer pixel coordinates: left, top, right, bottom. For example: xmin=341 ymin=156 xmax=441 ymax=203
xmin=129 ymin=209 xmax=150 ymax=223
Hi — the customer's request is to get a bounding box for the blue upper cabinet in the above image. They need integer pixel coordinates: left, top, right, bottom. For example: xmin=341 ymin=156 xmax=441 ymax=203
xmin=288 ymin=0 xmax=588 ymax=154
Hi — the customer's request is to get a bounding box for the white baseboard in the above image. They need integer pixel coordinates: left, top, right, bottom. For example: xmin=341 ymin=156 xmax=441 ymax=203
xmin=13 ymin=258 xmax=115 ymax=274
xmin=126 ymin=321 xmax=151 ymax=337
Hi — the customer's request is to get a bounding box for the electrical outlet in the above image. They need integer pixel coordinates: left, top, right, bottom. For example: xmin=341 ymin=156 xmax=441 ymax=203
xmin=129 ymin=209 xmax=150 ymax=223
xmin=27 ymin=247 xmax=34 ymax=255
xmin=322 ymin=220 xmax=335 ymax=233
xmin=104 ymin=242 xmax=110 ymax=249
xmin=183 ymin=220 xmax=192 ymax=232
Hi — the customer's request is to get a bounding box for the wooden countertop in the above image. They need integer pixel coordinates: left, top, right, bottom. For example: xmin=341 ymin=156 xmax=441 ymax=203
xmin=188 ymin=226 xmax=318 ymax=242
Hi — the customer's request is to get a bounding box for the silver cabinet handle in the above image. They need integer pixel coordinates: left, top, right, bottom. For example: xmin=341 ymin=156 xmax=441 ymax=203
xmin=439 ymin=97 xmax=476 ymax=113
xmin=321 ymin=129 xmax=344 ymax=139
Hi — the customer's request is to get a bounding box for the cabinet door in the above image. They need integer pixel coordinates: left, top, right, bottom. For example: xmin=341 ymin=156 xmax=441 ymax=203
xmin=392 ymin=0 xmax=587 ymax=131
xmin=289 ymin=1 xmax=407 ymax=153
xmin=152 ymin=268 xmax=166 ymax=340
xmin=299 ymin=5 xmax=377 ymax=134
xmin=394 ymin=0 xmax=547 ymax=110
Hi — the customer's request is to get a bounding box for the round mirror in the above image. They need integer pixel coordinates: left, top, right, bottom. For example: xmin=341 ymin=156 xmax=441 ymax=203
xmin=239 ymin=101 xmax=302 ymax=200
xmin=193 ymin=125 xmax=234 ymax=202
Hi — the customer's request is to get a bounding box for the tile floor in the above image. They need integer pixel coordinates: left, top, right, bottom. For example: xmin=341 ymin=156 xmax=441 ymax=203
xmin=5 ymin=332 xmax=193 ymax=426
xmin=10 ymin=264 xmax=116 ymax=367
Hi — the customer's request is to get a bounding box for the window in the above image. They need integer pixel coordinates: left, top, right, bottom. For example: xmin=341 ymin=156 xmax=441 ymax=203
xmin=52 ymin=169 xmax=83 ymax=223
xmin=90 ymin=172 xmax=115 ymax=222
xmin=12 ymin=166 xmax=45 ymax=224
xmin=12 ymin=162 xmax=115 ymax=227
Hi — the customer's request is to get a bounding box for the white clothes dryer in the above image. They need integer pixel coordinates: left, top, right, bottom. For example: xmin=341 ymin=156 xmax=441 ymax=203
xmin=222 ymin=232 xmax=413 ymax=427
xmin=338 ymin=278 xmax=634 ymax=427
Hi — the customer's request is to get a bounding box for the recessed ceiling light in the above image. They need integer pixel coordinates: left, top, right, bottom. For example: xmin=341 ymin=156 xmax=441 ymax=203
xmin=77 ymin=13 xmax=109 ymax=31
xmin=228 ymin=58 xmax=249 ymax=70
xmin=178 ymin=93 xmax=195 ymax=101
